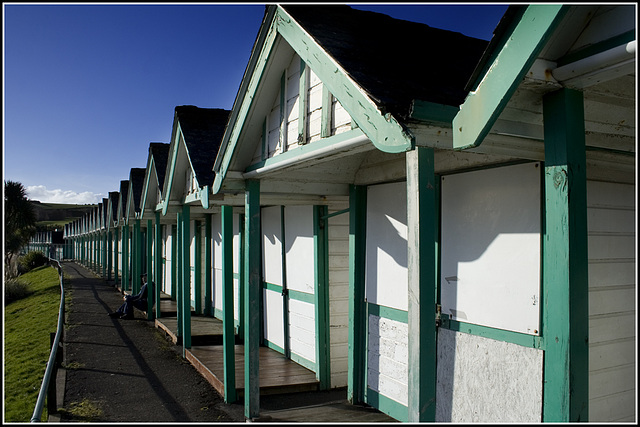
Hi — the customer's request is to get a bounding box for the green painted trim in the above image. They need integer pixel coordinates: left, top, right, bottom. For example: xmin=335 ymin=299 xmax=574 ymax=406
xmin=289 ymin=351 xmax=316 ymax=373
xmin=171 ymin=224 xmax=177 ymax=300
xmin=237 ymin=215 xmax=245 ymax=341
xmin=176 ymin=213 xmax=183 ymax=336
xmin=556 ymin=29 xmax=636 ymax=66
xmin=123 ymin=224 xmax=130 ymax=292
xmin=314 ymin=205 xmax=330 ymax=389
xmin=213 ymin=15 xmax=279 ymax=194
xmin=113 ymin=228 xmax=119 ymax=284
xmin=107 ymin=230 xmax=113 ymax=281
xmin=280 ymin=206 xmax=290 ymax=358
xmin=542 ymin=88 xmax=588 ymax=422
xmin=263 ymin=339 xmax=284 ymax=354
xmin=194 ymin=220 xmax=202 ymax=315
xmin=154 ymin=213 xmax=162 ymax=319
xmin=204 ymin=215 xmax=213 ymax=317
xmin=298 ymin=58 xmax=308 ymax=144
xmin=347 ymin=185 xmax=367 ymax=404
xmin=246 ymin=128 xmax=365 ymax=173
xmin=222 ymin=205 xmax=237 ymax=403
xmin=367 ymin=302 xmax=408 ymax=324
xmin=409 ymin=100 xmax=459 ymax=124
xmin=322 ymin=207 xmax=350 ymax=220
xmin=276 ymin=6 xmax=414 ymax=154
xmin=182 ymin=205 xmax=192 ymax=352
xmin=321 ymin=85 xmax=332 ymax=138
xmin=406 ymin=146 xmax=437 ymax=422
xmin=146 ymin=219 xmax=154 ymax=320
xmin=444 ymin=319 xmax=543 ymax=348
xmin=365 ymin=388 xmax=408 ymax=422
xmin=162 ymin=123 xmax=182 ymax=215
xmin=263 ymin=281 xmax=315 ymax=305
xmin=244 ymin=180 xmax=261 ymax=418
xmin=452 ymin=5 xmax=568 ymax=149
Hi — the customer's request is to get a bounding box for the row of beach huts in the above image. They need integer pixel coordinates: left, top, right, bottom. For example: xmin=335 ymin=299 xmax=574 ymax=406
xmin=30 ymin=4 xmax=636 ymax=423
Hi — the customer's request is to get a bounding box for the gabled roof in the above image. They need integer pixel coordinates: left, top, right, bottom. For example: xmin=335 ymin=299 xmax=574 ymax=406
xmin=127 ymin=168 xmax=146 ymax=219
xmin=283 ymin=5 xmax=488 ymax=117
xmin=117 ymin=180 xmax=129 ymax=225
xmin=213 ymin=5 xmax=490 ymax=193
xmin=161 ymin=105 xmax=231 ymax=214
xmin=140 ymin=142 xmax=170 ymax=218
xmin=107 ymin=191 xmax=119 ymax=229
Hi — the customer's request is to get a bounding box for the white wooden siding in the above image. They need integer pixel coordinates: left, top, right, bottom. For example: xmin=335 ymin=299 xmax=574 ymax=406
xmin=307 ymin=69 xmax=323 ymax=143
xmin=163 ymin=226 xmax=173 ymax=296
xmin=262 ymin=206 xmax=285 ymax=349
xmin=189 ymin=220 xmax=197 ymax=307
xmin=368 ymin=314 xmax=409 ymax=406
xmin=440 ymin=162 xmax=541 ymax=335
xmin=586 ymin=180 xmax=636 ymax=422
xmin=285 ymin=57 xmax=301 ymax=150
xmin=328 ymin=202 xmax=350 ymax=388
xmin=212 ymin=212 xmax=223 ymax=316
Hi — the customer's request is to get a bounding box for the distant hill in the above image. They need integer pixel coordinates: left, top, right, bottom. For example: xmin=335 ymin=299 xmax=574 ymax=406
xmin=29 ymin=200 xmax=96 ymax=229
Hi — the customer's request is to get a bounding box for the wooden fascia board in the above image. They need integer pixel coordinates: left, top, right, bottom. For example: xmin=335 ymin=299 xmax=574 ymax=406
xmin=213 ymin=10 xmax=280 ymax=194
xmin=452 ymin=4 xmax=569 ymax=150
xmin=162 ymin=121 xmax=182 ymax=216
xmin=276 ymin=6 xmax=414 ymax=154
xmin=139 ymin=154 xmax=156 ymax=217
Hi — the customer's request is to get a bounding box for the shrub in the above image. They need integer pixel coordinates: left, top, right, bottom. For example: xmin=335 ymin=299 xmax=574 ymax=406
xmin=19 ymin=251 xmax=49 ymax=273
xmin=4 ymin=278 xmax=32 ymax=305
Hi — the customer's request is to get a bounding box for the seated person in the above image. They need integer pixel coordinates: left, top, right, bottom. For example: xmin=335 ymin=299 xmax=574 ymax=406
xmin=109 ymin=273 xmax=149 ymax=319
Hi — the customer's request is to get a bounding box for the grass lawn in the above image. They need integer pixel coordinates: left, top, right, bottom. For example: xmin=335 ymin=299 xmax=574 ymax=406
xmin=4 ymin=265 xmax=64 ymax=422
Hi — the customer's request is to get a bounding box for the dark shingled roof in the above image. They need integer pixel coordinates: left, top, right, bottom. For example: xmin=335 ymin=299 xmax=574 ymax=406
xmin=175 ymin=106 xmax=231 ymax=188
xmin=109 ymin=191 xmax=119 ymax=221
xmin=282 ymin=5 xmax=489 ymax=119
xmin=149 ymin=142 xmax=171 ymax=191
xmin=119 ymin=180 xmax=129 ymax=217
xmin=129 ymin=168 xmax=146 ymax=213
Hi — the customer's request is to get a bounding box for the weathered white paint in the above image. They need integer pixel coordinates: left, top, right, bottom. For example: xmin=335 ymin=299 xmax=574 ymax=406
xmin=264 ymin=288 xmax=285 ymax=349
xmin=284 ymin=205 xmax=315 ymax=294
xmin=289 ymin=299 xmax=316 ymax=363
xmin=189 ymin=220 xmax=197 ymax=306
xmin=365 ymin=181 xmax=408 ymax=311
xmin=233 ymin=213 xmax=241 ymax=323
xmin=367 ymin=314 xmax=409 ymax=406
xmin=440 ymin=162 xmax=541 ymax=335
xmin=436 ymin=328 xmax=543 ymax=422
xmin=586 ymin=179 xmax=636 ymax=422
xmin=307 ymin=68 xmax=323 ymax=143
xmin=328 ymin=202 xmax=350 ymax=387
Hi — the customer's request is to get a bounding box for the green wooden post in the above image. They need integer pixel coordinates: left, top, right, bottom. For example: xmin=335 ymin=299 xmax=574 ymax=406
xmin=222 ymin=205 xmax=237 ymax=403
xmin=347 ymin=184 xmax=367 ymax=404
xmin=406 ymin=146 xmax=437 ymax=422
xmin=147 ymin=219 xmax=154 ymax=320
xmin=182 ymin=205 xmax=192 ymax=353
xmin=155 ymin=212 xmax=162 ymax=319
xmin=102 ymin=231 xmax=107 ymax=278
xmin=123 ymin=224 xmax=130 ymax=292
xmin=238 ymin=215 xmax=245 ymax=341
xmin=542 ymin=88 xmax=589 ymax=422
xmin=280 ymin=206 xmax=290 ymax=358
xmin=133 ymin=219 xmax=142 ymax=295
xmin=176 ymin=213 xmax=182 ymax=337
xmin=244 ymin=180 xmax=261 ymax=419
xmin=314 ymin=205 xmax=330 ymax=390
xmin=114 ymin=228 xmax=119 ymax=284
xmin=194 ymin=220 xmax=202 ymax=315
xmin=107 ymin=230 xmax=113 ymax=281
xmin=171 ymin=224 xmax=177 ymax=301
xmin=205 ymin=214 xmax=213 ymax=317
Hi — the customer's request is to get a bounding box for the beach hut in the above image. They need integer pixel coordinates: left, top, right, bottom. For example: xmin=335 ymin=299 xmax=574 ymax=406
xmin=105 ymin=191 xmax=120 ymax=282
xmin=139 ymin=142 xmax=172 ymax=318
xmin=212 ymin=4 xmax=635 ymax=422
xmin=160 ymin=105 xmax=233 ymax=350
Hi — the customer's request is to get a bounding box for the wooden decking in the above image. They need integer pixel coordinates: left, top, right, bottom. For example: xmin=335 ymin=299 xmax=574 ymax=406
xmin=152 ymin=296 xmax=395 ymax=423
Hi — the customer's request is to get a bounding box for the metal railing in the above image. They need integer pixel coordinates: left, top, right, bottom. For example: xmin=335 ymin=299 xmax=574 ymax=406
xmin=30 ymin=258 xmax=65 ymax=423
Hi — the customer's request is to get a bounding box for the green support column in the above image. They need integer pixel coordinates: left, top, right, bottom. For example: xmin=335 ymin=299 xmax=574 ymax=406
xmin=155 ymin=212 xmax=162 ymax=319
xmin=194 ymin=220 xmax=202 ymax=315
xmin=123 ymin=224 xmax=130 ymax=292
xmin=542 ymin=88 xmax=589 ymax=422
xmin=222 ymin=205 xmax=237 ymax=403
xmin=406 ymin=146 xmax=437 ymax=422
xmin=314 ymin=205 xmax=330 ymax=390
xmin=238 ymin=215 xmax=245 ymax=341
xmin=176 ymin=213 xmax=182 ymax=337
xmin=114 ymin=228 xmax=120 ymax=284
xmin=171 ymin=224 xmax=177 ymax=300
xmin=133 ymin=219 xmax=142 ymax=295
xmin=244 ymin=180 xmax=261 ymax=419
xmin=205 ymin=214 xmax=213 ymax=317
xmin=102 ymin=232 xmax=107 ymax=277
xmin=182 ymin=205 xmax=192 ymax=353
xmin=107 ymin=230 xmax=113 ymax=281
xmin=147 ymin=219 xmax=154 ymax=320
xmin=347 ymin=184 xmax=367 ymax=404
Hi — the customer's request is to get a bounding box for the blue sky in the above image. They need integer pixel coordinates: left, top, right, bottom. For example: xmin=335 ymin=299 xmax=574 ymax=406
xmin=3 ymin=3 xmax=508 ymax=205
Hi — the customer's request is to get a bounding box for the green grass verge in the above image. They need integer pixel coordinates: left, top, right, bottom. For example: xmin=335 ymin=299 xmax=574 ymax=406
xmin=4 ymin=265 xmax=63 ymax=422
